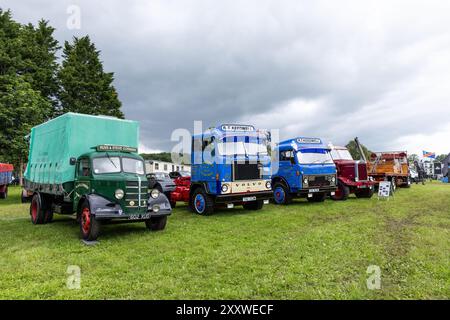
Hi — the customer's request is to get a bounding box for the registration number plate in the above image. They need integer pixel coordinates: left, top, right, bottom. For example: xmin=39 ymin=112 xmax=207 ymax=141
xmin=309 ymin=189 xmax=320 ymax=193
xmin=243 ymin=196 xmax=257 ymax=202
xmin=129 ymin=213 xmax=150 ymax=220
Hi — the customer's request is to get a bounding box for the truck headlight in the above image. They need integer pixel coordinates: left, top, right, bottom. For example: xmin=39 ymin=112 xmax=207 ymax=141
xmin=265 ymin=181 xmax=271 ymax=189
xmin=151 ymin=189 xmax=160 ymax=199
xmin=303 ymin=178 xmax=308 ymax=185
xmin=152 ymin=205 xmax=160 ymax=212
xmin=115 ymin=189 xmax=124 ymax=200
xmin=331 ymin=176 xmax=336 ymax=184
xmin=221 ymin=184 xmax=229 ymax=193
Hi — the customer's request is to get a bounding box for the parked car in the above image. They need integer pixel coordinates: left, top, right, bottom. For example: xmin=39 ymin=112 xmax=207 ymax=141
xmin=169 ymin=171 xmax=191 ymax=179
xmin=147 ymin=172 xmax=177 ymax=200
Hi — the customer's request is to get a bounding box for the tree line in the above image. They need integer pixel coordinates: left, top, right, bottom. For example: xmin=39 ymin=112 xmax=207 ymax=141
xmin=0 ymin=8 xmax=123 ymax=181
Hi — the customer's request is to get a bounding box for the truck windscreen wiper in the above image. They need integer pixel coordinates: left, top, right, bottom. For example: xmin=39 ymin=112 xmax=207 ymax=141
xmin=106 ymin=152 xmax=118 ymax=169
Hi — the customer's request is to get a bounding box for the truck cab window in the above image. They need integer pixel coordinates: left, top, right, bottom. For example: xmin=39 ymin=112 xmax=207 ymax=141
xmin=92 ymin=157 xmax=121 ymax=174
xmin=78 ymin=159 xmax=91 ymax=177
xmin=280 ymin=150 xmax=295 ymax=164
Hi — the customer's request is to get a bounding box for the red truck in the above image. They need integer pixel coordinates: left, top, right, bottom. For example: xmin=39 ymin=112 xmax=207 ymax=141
xmin=0 ymin=163 xmax=14 ymax=199
xmin=329 ymin=138 xmax=375 ymax=200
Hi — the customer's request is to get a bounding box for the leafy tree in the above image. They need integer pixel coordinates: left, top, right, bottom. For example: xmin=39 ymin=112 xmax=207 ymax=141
xmin=0 ymin=9 xmax=21 ymax=76
xmin=19 ymin=20 xmax=59 ymax=110
xmin=0 ymin=76 xmax=51 ymax=182
xmin=408 ymin=154 xmax=419 ymax=163
xmin=435 ymin=154 xmax=448 ymax=162
xmin=140 ymin=152 xmax=173 ymax=162
xmin=57 ymin=36 xmax=124 ymax=118
xmin=345 ymin=139 xmax=372 ymax=161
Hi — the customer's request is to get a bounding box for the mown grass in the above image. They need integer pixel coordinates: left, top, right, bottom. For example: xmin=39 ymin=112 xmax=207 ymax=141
xmin=0 ymin=183 xmax=448 ymax=299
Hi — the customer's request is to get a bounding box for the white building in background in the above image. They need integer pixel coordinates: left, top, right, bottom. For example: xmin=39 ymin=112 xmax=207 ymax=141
xmin=145 ymin=160 xmax=191 ymax=174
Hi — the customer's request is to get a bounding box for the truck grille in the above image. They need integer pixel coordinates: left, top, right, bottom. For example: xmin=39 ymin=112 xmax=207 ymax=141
xmin=125 ymin=180 xmax=148 ymax=207
xmin=307 ymin=175 xmax=331 ymax=187
xmin=233 ymin=161 xmax=262 ymax=181
xmin=357 ymin=163 xmax=368 ymax=180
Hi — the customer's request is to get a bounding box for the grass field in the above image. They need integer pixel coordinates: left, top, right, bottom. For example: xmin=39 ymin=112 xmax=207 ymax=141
xmin=0 ymin=183 xmax=448 ymax=299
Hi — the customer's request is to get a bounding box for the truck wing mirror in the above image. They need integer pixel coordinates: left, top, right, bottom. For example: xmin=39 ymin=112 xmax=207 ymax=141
xmin=70 ymin=157 xmax=77 ymax=166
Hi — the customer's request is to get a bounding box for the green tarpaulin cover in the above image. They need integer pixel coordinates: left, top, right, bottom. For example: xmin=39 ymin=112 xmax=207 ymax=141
xmin=24 ymin=113 xmax=139 ymax=184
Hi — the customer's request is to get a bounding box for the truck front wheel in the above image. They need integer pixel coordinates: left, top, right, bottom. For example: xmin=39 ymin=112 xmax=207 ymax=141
xmin=145 ymin=216 xmax=167 ymax=231
xmin=307 ymin=193 xmax=326 ymax=203
xmin=331 ymin=182 xmax=349 ymax=201
xmin=243 ymin=200 xmax=264 ymax=210
xmin=30 ymin=193 xmax=45 ymax=224
xmin=79 ymin=202 xmax=100 ymax=241
xmin=272 ymin=183 xmax=292 ymax=205
xmin=355 ymin=188 xmax=374 ymax=198
xmin=191 ymin=188 xmax=214 ymax=215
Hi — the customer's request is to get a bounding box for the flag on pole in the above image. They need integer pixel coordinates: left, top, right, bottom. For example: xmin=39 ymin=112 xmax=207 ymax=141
xmin=422 ymin=151 xmax=436 ymax=159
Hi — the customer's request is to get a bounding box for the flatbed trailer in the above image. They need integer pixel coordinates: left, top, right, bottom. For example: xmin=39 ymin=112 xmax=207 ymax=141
xmin=367 ymin=151 xmax=411 ymax=190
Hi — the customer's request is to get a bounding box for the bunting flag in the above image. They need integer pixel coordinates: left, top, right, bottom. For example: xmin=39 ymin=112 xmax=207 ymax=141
xmin=422 ymin=151 xmax=436 ymax=159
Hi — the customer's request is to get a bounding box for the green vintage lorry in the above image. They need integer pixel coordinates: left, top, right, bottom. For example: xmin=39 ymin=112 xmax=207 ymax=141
xmin=23 ymin=113 xmax=172 ymax=240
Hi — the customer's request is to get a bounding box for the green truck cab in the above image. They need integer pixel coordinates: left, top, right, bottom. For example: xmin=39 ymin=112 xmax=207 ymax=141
xmin=23 ymin=113 xmax=171 ymax=241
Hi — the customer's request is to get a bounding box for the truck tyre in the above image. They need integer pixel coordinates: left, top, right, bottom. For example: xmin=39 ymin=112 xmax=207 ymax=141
xmin=0 ymin=189 xmax=6 ymax=199
xmin=355 ymin=188 xmax=374 ymax=198
xmin=79 ymin=202 xmax=100 ymax=241
xmin=331 ymin=181 xmax=349 ymax=201
xmin=30 ymin=193 xmax=46 ymax=225
xmin=272 ymin=182 xmax=292 ymax=205
xmin=404 ymin=177 xmax=412 ymax=188
xmin=191 ymin=188 xmax=214 ymax=215
xmin=391 ymin=178 xmax=397 ymax=192
xmin=44 ymin=205 xmax=54 ymax=223
xmin=145 ymin=216 xmax=167 ymax=231
xmin=307 ymin=193 xmax=326 ymax=203
xmin=243 ymin=200 xmax=264 ymax=210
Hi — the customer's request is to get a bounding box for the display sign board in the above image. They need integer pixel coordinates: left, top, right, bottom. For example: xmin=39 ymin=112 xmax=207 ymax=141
xmin=378 ymin=181 xmax=393 ymax=199
xmin=96 ymin=145 xmax=138 ymax=153
xmin=297 ymin=138 xmax=322 ymax=144
xmin=220 ymin=125 xmax=255 ymax=132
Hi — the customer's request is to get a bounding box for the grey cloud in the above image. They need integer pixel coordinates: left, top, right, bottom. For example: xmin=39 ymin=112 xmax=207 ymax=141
xmin=2 ymin=0 xmax=450 ymax=154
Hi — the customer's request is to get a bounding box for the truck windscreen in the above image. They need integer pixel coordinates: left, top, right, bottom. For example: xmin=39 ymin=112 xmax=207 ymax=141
xmin=297 ymin=149 xmax=334 ymax=164
xmin=330 ymin=149 xmax=354 ymax=160
xmin=217 ymin=142 xmax=268 ymax=156
xmin=123 ymin=158 xmax=145 ymax=175
xmin=93 ymin=157 xmax=121 ymax=174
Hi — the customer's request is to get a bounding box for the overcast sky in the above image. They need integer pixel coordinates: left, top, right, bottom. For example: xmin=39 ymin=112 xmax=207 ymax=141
xmin=3 ymin=0 xmax=450 ymax=156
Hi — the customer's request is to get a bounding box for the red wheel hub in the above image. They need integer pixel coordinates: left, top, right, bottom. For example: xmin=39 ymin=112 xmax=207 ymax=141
xmin=81 ymin=207 xmax=91 ymax=234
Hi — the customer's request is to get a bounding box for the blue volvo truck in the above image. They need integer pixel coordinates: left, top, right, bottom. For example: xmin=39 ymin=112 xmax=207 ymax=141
xmin=190 ymin=124 xmax=272 ymax=215
xmin=271 ymin=137 xmax=337 ymax=204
